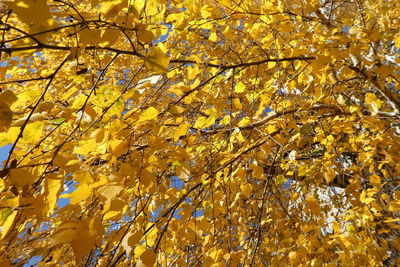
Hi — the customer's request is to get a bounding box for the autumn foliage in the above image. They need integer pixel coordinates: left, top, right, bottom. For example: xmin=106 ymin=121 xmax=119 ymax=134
xmin=1 ymin=0 xmax=400 ymax=266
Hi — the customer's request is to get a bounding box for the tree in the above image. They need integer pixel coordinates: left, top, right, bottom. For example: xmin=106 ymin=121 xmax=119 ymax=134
xmin=1 ymin=0 xmax=400 ymax=265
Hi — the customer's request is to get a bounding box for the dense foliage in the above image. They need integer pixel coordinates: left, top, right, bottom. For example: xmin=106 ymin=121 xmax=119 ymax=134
xmin=1 ymin=0 xmax=400 ymax=265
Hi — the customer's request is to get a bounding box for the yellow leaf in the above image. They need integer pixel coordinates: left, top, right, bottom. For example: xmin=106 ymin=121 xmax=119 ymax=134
xmin=74 ymin=171 xmax=93 ymax=185
xmin=0 ymin=209 xmax=18 ymax=240
xmin=145 ymin=45 xmax=170 ymax=73
xmin=365 ymin=93 xmax=381 ymax=115
xmin=200 ymin=5 xmax=212 ymax=19
xmin=136 ymin=249 xmax=157 ymax=267
xmin=122 ymin=228 xmax=144 ymax=255
xmin=188 ymin=66 xmax=200 ymax=80
xmin=44 ymin=175 xmax=63 ymax=215
xmin=238 ymin=117 xmax=250 ymax=127
xmin=192 ymin=109 xmax=218 ymax=129
xmin=97 ymin=184 xmax=123 ymax=202
xmin=144 ymin=222 xmax=158 ymax=247
xmin=6 ymin=0 xmax=56 ymax=42
xmin=370 ymin=174 xmax=381 ymax=185
xmin=267 ymin=61 xmax=276 ymax=69
xmin=137 ymin=24 xmax=154 ymax=44
xmin=109 ymin=139 xmax=126 ymax=157
xmin=337 ymin=94 xmax=346 ymax=105
xmin=288 ymin=80 xmax=297 ymax=91
xmin=103 ymin=198 xmax=126 ymax=220
xmin=205 ymin=107 xmax=218 ymax=117
xmin=273 ymin=174 xmax=284 ymax=184
xmin=89 ymin=216 xmax=104 ymax=243
xmin=394 ymin=35 xmax=400 ymax=48
xmin=100 ymin=28 xmax=120 ymax=46
xmin=209 ymin=31 xmax=218 ymax=42
xmin=12 ymin=112 xmax=45 ymax=127
xmin=324 ymin=168 xmax=336 ymax=183
xmin=71 ymin=95 xmax=87 ymax=110
xmin=136 ymin=107 xmax=159 ymax=124
xmin=140 ymin=169 xmax=157 ymax=190
xmin=377 ymin=65 xmax=391 ymax=76
xmin=0 ymin=127 xmax=19 ymax=147
xmin=232 ymin=129 xmax=245 ymax=143
xmin=233 ymin=98 xmax=242 ymax=109
xmin=67 ymin=46 xmax=83 ymax=61
xmin=148 ymin=154 xmax=157 ymax=164
xmin=359 ymin=190 xmax=374 ymax=204
xmin=194 ymin=116 xmax=208 ymax=129
xmin=234 ymin=82 xmax=246 ymax=93
xmin=61 ymin=184 xmax=91 ymax=205
xmin=91 ymin=128 xmax=107 ymax=143
xmin=71 ymin=228 xmax=95 ymax=261
xmin=306 ymin=195 xmax=320 ymax=215
xmin=289 ymin=251 xmax=298 ymax=264
xmin=174 ymin=123 xmax=190 ymax=141
xmin=240 ymin=184 xmax=252 ymax=198
xmin=12 ymin=90 xmax=41 ymax=109
xmin=383 ymin=218 xmax=400 ymax=224
xmin=219 ymin=115 xmax=231 ymax=126
xmin=134 ymin=244 xmax=147 ymax=261
xmin=78 ymin=28 xmax=101 ymax=45
xmin=37 ymin=101 xmax=54 ymax=112
xmin=0 ymin=100 xmax=12 ymax=132
xmin=8 ymin=168 xmax=36 ymax=188
xmin=266 ymin=124 xmax=278 ymax=134
xmin=0 ymin=90 xmax=18 ymax=106
xmin=74 ymin=139 xmax=97 ymax=156
xmin=0 ymin=179 xmax=5 ymax=192
xmin=144 ymin=0 xmax=160 ymax=16
xmin=298 ymin=165 xmax=307 ymax=176
xmin=51 ymin=228 xmax=76 ymax=246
